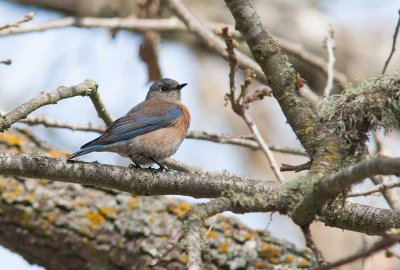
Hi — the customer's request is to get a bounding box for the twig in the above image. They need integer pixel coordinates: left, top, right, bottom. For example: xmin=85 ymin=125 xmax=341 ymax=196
xmin=382 ymin=9 xmax=400 ymax=74
xmin=221 ymin=27 xmax=285 ymax=182
xmin=163 ymin=0 xmax=268 ymax=85
xmin=0 ymin=59 xmax=12 ymax=65
xmin=302 ymin=226 xmax=326 ymax=265
xmin=369 ymin=132 xmax=400 ymax=208
xmin=14 ymin=114 xmax=308 ymax=155
xmin=348 ymin=178 xmax=400 ymax=197
xmin=323 ymin=27 xmax=336 ymax=97
xmin=187 ymin=131 xmax=307 ymax=156
xmin=0 ymin=12 xmax=34 ymax=31
xmin=0 ymin=80 xmax=113 ymax=132
xmin=0 ymin=16 xmax=346 ymax=87
xmin=88 ymin=89 xmax=114 ymax=126
xmin=315 ymin=235 xmax=400 ymax=270
xmin=280 ymin=161 xmax=311 ymax=172
xmin=15 ymin=114 xmax=105 ymax=132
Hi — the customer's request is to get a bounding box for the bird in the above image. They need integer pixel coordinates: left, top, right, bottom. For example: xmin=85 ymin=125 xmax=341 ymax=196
xmin=68 ymin=78 xmax=190 ymax=171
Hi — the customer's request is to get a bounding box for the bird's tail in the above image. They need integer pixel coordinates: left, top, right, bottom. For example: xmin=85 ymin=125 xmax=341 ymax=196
xmin=67 ymin=145 xmax=103 ymax=160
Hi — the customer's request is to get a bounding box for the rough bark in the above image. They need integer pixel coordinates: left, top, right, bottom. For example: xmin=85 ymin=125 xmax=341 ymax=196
xmin=0 ymin=128 xmax=314 ymax=269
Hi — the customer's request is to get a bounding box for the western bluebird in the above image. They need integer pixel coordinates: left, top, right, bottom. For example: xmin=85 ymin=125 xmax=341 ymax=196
xmin=68 ymin=78 xmax=190 ymax=170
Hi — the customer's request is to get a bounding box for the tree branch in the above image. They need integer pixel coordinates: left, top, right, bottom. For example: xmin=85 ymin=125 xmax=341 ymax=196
xmin=224 ymin=0 xmax=317 ymax=156
xmin=293 ymin=156 xmax=400 ymax=226
xmin=315 ymin=234 xmax=400 ymax=270
xmin=0 ymin=151 xmax=398 ymax=235
xmin=15 ymin=115 xmax=307 ymax=155
xmin=348 ymin=178 xmax=400 ymax=197
xmin=382 ymin=9 xmax=400 ymax=74
xmin=0 ymin=79 xmax=112 ymax=132
xmin=0 ymin=12 xmax=34 ymax=31
xmin=0 ymin=153 xmax=280 ymax=199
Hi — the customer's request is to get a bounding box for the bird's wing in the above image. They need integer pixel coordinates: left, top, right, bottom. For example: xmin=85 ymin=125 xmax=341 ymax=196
xmin=81 ymin=100 xmax=182 ymax=149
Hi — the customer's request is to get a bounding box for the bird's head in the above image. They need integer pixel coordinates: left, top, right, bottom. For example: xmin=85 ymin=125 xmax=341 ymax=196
xmin=146 ymin=78 xmax=187 ymax=102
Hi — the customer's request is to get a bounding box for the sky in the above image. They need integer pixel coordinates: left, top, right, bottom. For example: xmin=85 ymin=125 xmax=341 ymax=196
xmin=0 ymin=0 xmax=399 ymax=269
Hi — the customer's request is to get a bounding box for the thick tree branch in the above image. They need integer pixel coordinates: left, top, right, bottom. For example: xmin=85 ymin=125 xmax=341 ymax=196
xmin=0 ymin=153 xmax=280 ymax=200
xmin=0 ymin=130 xmax=315 ymax=269
xmin=292 ymin=156 xmax=400 ymax=226
xmin=224 ymin=0 xmax=317 ymax=156
xmin=0 ymin=151 xmax=398 ymax=235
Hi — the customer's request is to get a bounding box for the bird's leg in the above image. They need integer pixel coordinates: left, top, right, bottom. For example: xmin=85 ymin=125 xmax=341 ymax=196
xmin=128 ymin=155 xmax=142 ymax=169
xmin=149 ymin=157 xmax=170 ymax=172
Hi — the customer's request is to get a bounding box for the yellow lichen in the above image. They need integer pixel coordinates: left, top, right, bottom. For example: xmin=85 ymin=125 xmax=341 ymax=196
xmin=99 ymin=207 xmax=117 ymax=219
xmin=178 ymin=254 xmax=188 ymax=264
xmin=169 ymin=202 xmax=191 ymax=217
xmin=161 ymin=235 xmax=168 ymax=241
xmin=207 ymin=230 xmax=218 ymax=238
xmin=260 ymin=242 xmax=282 ymax=261
xmin=5 ymin=134 xmax=23 ymax=145
xmin=85 ymin=210 xmax=106 ymax=228
xmin=285 ymin=254 xmax=296 ymax=263
xmin=128 ymin=198 xmax=139 ymax=209
xmin=49 ymin=149 xmax=70 ymax=158
xmin=297 ymin=258 xmax=310 ymax=268
xmin=255 ymin=261 xmax=265 ymax=268
xmin=38 ymin=179 xmax=50 ymax=185
xmin=2 ymin=191 xmax=19 ymax=203
xmin=244 ymin=232 xmax=253 ymax=240
xmin=218 ymin=242 xmax=229 ymax=254
xmin=148 ymin=216 xmax=155 ymax=223
xmin=178 ymin=202 xmax=191 ymax=211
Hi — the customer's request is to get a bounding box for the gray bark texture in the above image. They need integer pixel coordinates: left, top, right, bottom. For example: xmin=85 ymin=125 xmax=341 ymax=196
xmin=0 ymin=128 xmax=314 ymax=269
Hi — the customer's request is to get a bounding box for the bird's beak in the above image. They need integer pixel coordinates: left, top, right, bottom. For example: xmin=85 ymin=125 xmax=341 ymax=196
xmin=177 ymin=83 xmax=188 ymax=90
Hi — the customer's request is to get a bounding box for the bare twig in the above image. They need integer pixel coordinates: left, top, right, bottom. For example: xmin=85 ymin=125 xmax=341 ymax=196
xmin=187 ymin=131 xmax=307 ymax=156
xmin=88 ymin=90 xmax=114 ymax=126
xmin=315 ymin=234 xmax=400 ymax=270
xmin=0 ymin=80 xmax=113 ymax=132
xmin=0 ymin=15 xmax=346 ymax=87
xmin=221 ymin=27 xmax=285 ymax=182
xmin=369 ymin=132 xmax=400 ymax=208
xmin=0 ymin=59 xmax=12 ymax=65
xmin=323 ymin=27 xmax=336 ymax=97
xmin=280 ymin=161 xmax=311 ymax=172
xmin=16 ymin=114 xmax=105 ymax=132
xmin=13 ymin=114 xmax=308 ymax=155
xmin=163 ymin=0 xmax=268 ymax=84
xmin=302 ymin=226 xmax=326 ymax=265
xmin=348 ymin=178 xmax=400 ymax=197
xmin=0 ymin=12 xmax=34 ymax=31
xmin=382 ymin=9 xmax=400 ymax=74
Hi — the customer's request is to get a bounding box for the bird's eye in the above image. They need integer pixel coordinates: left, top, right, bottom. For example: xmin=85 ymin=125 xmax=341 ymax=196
xmin=161 ymin=86 xmax=167 ymax=91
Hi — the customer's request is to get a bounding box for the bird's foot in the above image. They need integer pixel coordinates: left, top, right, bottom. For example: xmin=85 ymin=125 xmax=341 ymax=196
xmin=147 ymin=165 xmax=171 ymax=174
xmin=129 ymin=163 xmax=142 ymax=169
xmin=148 ymin=158 xmax=171 ymax=173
